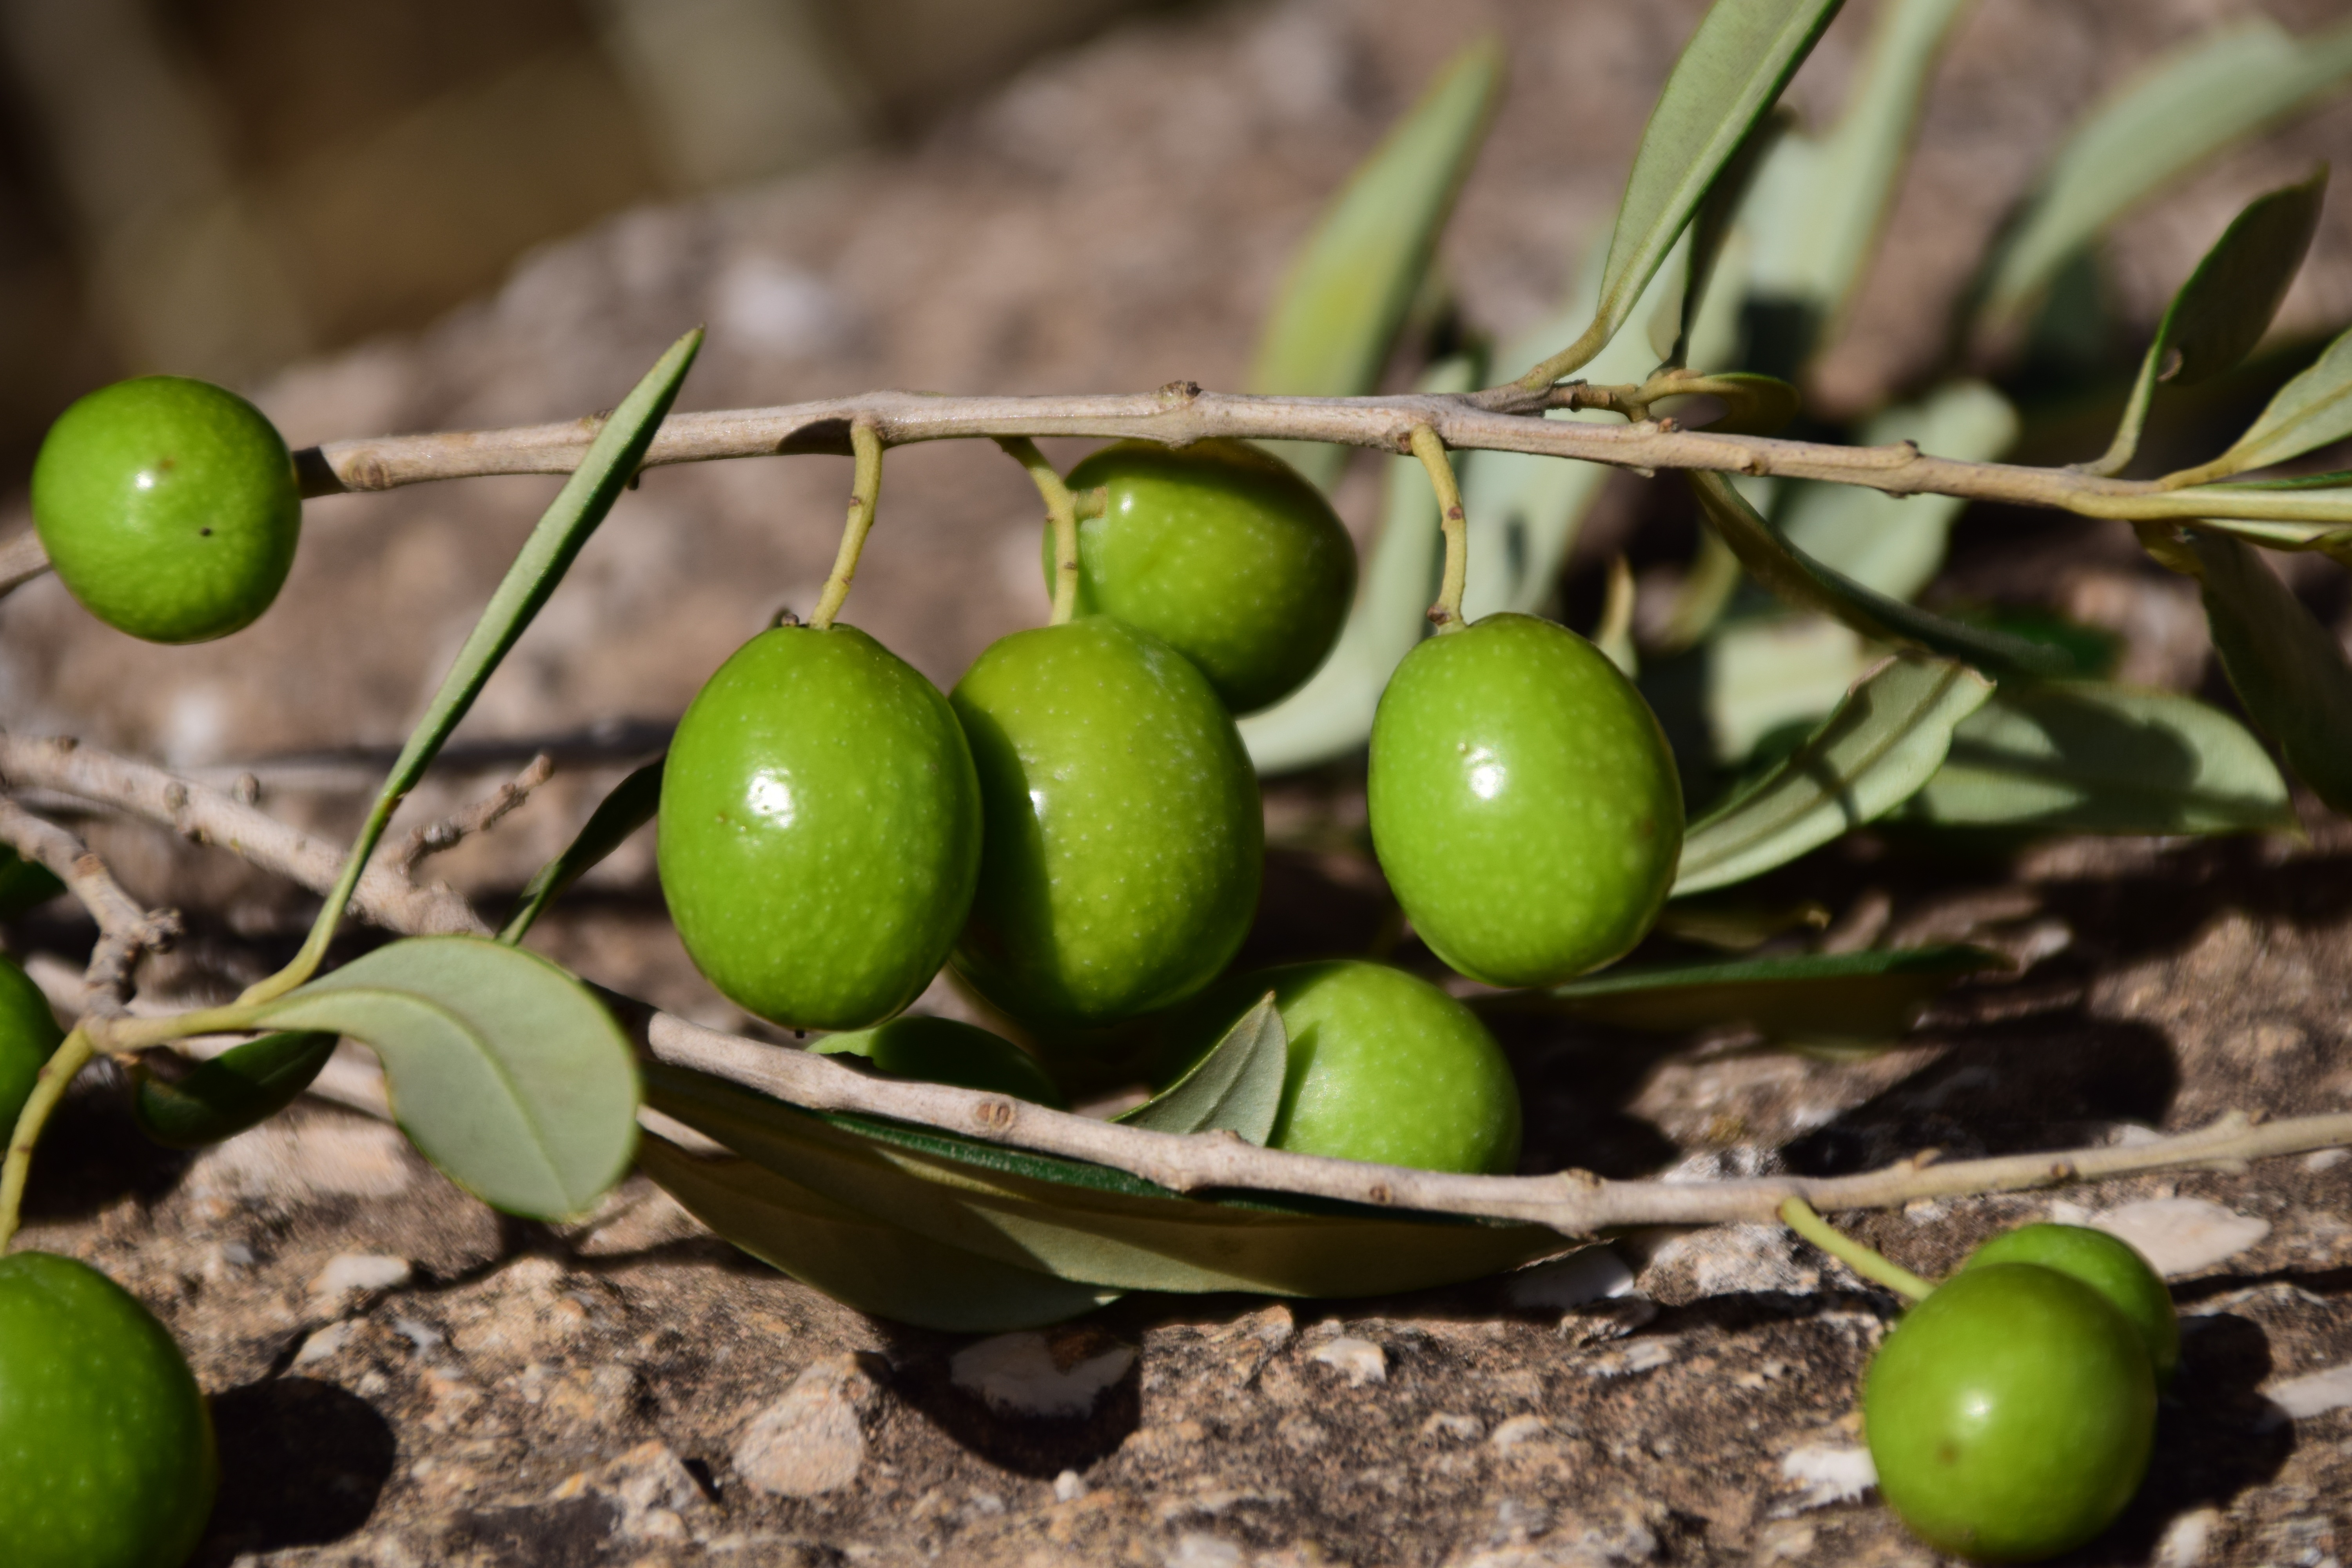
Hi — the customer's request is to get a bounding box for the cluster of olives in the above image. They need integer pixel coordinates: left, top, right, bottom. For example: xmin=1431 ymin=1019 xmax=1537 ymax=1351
xmin=1864 ymin=1222 xmax=2176 ymax=1561
xmin=657 ymin=436 xmax=1684 ymax=1171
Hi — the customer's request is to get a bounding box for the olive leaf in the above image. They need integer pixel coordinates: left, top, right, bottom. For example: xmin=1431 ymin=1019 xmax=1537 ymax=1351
xmin=1490 ymin=945 xmax=2005 ymax=1042
xmin=132 ymin=1031 xmax=339 ymax=1150
xmin=1517 ymin=0 xmax=1845 ymax=387
xmin=1687 ymin=471 xmax=2072 ymax=678
xmin=254 ymin=937 xmax=640 ymax=1220
xmin=2183 ymin=529 xmax=2352 ymax=815
xmin=1248 ymin=36 xmax=1502 ymax=490
xmin=1672 ymin=655 xmax=1993 ymax=896
xmin=0 ymin=848 xmax=64 ymax=919
xmin=2091 ymin=171 xmax=2328 ymax=477
xmin=638 ymin=1134 xmax=1120 ymax=1332
xmin=1901 ymin=681 xmax=2296 ymax=835
xmin=1975 ymin=17 xmax=2352 ymax=334
xmin=501 ymin=756 xmax=664 ymax=942
xmin=1116 ymin=993 xmax=1285 ymax=1143
xmin=2172 ymin=321 xmax=2352 ymax=486
xmin=644 ymin=1063 xmax=1564 ymax=1298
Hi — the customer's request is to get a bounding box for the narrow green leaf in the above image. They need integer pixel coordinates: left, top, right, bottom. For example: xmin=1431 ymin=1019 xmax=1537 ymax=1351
xmin=1976 ymin=18 xmax=2352 ymax=332
xmin=2187 ymin=529 xmax=2352 ymax=814
xmin=1517 ymin=0 xmax=1845 ymax=387
xmin=132 ymin=1031 xmax=338 ymax=1149
xmin=645 ymin=1063 xmax=1563 ymax=1298
xmin=1688 ymin=471 xmax=2072 ymax=676
xmin=1494 ymin=945 xmax=2005 ymax=1040
xmin=2092 ymin=171 xmax=2328 ymax=476
xmin=2186 ymin=321 xmax=2352 ymax=483
xmin=639 ymin=1134 xmax=1119 ymax=1332
xmin=1249 ymin=38 xmax=1502 ymax=489
xmin=500 ymin=756 xmax=664 ymax=942
xmin=1673 ymin=655 xmax=1993 ymax=895
xmin=1903 ymin=681 xmax=2296 ymax=833
xmin=1116 ymin=994 xmax=1285 ymax=1142
xmin=256 ymin=936 xmax=640 ymax=1219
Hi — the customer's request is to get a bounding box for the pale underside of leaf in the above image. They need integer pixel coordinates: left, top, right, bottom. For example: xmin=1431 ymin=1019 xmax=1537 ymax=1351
xmin=1508 ymin=944 xmax=2005 ymax=1040
xmin=1117 ymin=994 xmax=1285 ymax=1142
xmin=2196 ymin=323 xmax=2352 ymax=483
xmin=1673 ymin=655 xmax=1993 ymax=895
xmin=2187 ymin=530 xmax=2352 ymax=815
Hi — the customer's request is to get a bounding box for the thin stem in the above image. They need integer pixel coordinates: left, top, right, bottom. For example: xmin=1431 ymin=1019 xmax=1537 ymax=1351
xmin=0 ymin=1025 xmax=94 ymax=1249
xmin=1779 ymin=1195 xmax=1936 ymax=1301
xmin=1516 ymin=321 xmax=1610 ymax=393
xmin=995 ymin=437 xmax=1083 ymax=624
xmin=808 ymin=420 xmax=885 ymax=631
xmin=1411 ymin=425 xmax=1470 ymax=632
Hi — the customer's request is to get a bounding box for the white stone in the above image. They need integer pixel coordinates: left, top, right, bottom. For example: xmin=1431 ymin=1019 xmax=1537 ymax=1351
xmin=1165 ymin=1533 xmax=1244 ymax=1568
xmin=1504 ymin=1246 xmax=1635 ymax=1310
xmin=602 ymin=1441 xmax=713 ymax=1541
xmin=2265 ymin=1361 xmax=2352 ymax=1419
xmin=1053 ymin=1468 xmax=1087 ymax=1502
xmin=1309 ymin=1336 xmax=1387 ymax=1387
xmin=2077 ymin=1197 xmax=2270 ymax=1278
xmin=309 ymin=1253 xmax=412 ymax=1300
xmin=2305 ymin=1149 xmax=2346 ymax=1173
xmin=2154 ymin=1506 xmax=2221 ymax=1568
xmin=292 ymin=1320 xmax=356 ymax=1367
xmin=189 ymin=1116 xmax=418 ymax=1200
xmin=1488 ymin=1414 xmax=1548 ymax=1450
xmin=1779 ymin=1445 xmax=1877 ymax=1509
xmin=951 ymin=1331 xmax=1135 ymax=1416
xmin=732 ymin=1356 xmax=877 ymax=1497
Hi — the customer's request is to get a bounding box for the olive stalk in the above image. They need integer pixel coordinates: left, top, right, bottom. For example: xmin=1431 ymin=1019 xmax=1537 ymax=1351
xmin=1779 ymin=1194 xmax=1936 ymax=1301
xmin=1410 ymin=424 xmax=1470 ymax=632
xmin=0 ymin=1025 xmax=93 ymax=1249
xmin=994 ymin=436 xmax=1084 ymax=625
xmin=807 ymin=420 xmax=885 ymax=631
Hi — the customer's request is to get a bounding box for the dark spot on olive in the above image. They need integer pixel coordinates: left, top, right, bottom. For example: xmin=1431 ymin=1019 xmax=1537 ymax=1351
xmin=199 ymin=528 xmax=212 ymax=537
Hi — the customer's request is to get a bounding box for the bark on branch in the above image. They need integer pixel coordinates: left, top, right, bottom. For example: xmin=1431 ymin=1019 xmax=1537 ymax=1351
xmin=0 ymin=794 xmax=179 ymax=1015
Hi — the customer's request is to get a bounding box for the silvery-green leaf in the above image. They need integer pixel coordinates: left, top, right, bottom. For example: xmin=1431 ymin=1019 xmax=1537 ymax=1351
xmin=501 ymin=757 xmax=663 ymax=943
xmin=1976 ymin=17 xmax=2352 ymax=333
xmin=1248 ymin=37 xmax=1502 ymax=489
xmin=256 ymin=937 xmax=640 ymax=1219
xmin=639 ymin=1134 xmax=1119 ymax=1332
xmin=1116 ymin=994 xmax=1284 ymax=1142
xmin=2181 ymin=321 xmax=2352 ymax=484
xmin=1775 ymin=382 xmax=2018 ymax=600
xmin=2091 ymin=171 xmax=2327 ymax=477
xmin=1673 ymin=655 xmax=1993 ymax=895
xmin=1517 ymin=0 xmax=1846 ymax=386
xmin=1496 ymin=944 xmax=2005 ymax=1040
xmin=2187 ymin=529 xmax=2352 ymax=814
xmin=1648 ymin=613 xmax=1875 ymax=768
xmin=645 ymin=1063 xmax=1563 ymax=1298
xmin=1903 ymin=681 xmax=2296 ymax=834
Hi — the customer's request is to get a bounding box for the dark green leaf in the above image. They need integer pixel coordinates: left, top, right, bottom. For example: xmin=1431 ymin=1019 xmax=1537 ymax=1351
xmin=133 ymin=1031 xmax=338 ymax=1149
xmin=1116 ymin=994 xmax=1285 ymax=1142
xmin=256 ymin=936 xmax=640 ymax=1219
xmin=2187 ymin=529 xmax=2352 ymax=814
xmin=1673 ymin=655 xmax=1993 ymax=895
xmin=2185 ymin=322 xmax=2352 ymax=483
xmin=639 ymin=1134 xmax=1119 ymax=1332
xmin=500 ymin=756 xmax=664 ymax=942
xmin=1903 ymin=681 xmax=2296 ymax=834
xmin=1249 ymin=37 xmax=1502 ymax=488
xmin=0 ymin=848 xmax=64 ymax=918
xmin=1518 ymin=0 xmax=1845 ymax=386
xmin=1492 ymin=945 xmax=2006 ymax=1041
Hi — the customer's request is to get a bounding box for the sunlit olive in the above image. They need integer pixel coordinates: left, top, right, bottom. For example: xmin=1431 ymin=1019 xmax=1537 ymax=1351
xmin=1962 ymin=1223 xmax=2178 ymax=1388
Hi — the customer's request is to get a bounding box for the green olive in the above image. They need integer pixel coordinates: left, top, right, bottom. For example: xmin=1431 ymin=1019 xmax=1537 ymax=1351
xmin=1368 ymin=613 xmax=1682 ymax=987
xmin=950 ymin=616 xmax=1261 ymax=1029
xmin=0 ymin=953 xmax=62 ymax=1145
xmin=1054 ymin=439 xmax=1356 ymax=713
xmin=1865 ymin=1263 xmax=2155 ymax=1562
xmin=813 ymin=1016 xmax=1067 ymax=1109
xmin=0 ymin=1251 xmax=218 ymax=1568
xmin=659 ymin=623 xmax=981 ymax=1031
xmin=32 ymin=376 xmax=301 ymax=644
xmin=1160 ymin=960 xmax=1521 ymax=1174
xmin=1961 ymin=1222 xmax=2178 ymax=1388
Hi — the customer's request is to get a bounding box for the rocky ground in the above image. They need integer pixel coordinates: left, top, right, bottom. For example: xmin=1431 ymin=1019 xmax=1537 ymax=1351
xmin=4 ymin=0 xmax=2352 ymax=1563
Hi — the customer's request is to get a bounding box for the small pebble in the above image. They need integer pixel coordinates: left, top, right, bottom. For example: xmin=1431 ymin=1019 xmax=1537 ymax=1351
xmin=1308 ymin=1336 xmax=1386 ymax=1387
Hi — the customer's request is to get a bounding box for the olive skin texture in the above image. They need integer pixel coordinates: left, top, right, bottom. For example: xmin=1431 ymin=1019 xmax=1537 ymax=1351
xmin=0 ymin=1252 xmax=218 ymax=1568
xmin=1962 ymin=1223 xmax=2179 ymax=1388
xmin=1368 ymin=613 xmax=1682 ymax=987
xmin=950 ymin=616 xmax=1262 ymax=1029
xmin=1865 ymin=1264 xmax=2155 ymax=1562
xmin=1054 ymin=439 xmax=1356 ymax=714
xmin=33 ymin=376 xmax=301 ymax=644
xmin=659 ymin=624 xmax=981 ymax=1031
xmin=1161 ymin=961 xmax=1521 ymax=1174
xmin=814 ymin=1016 xmax=1067 ymax=1109
xmin=0 ymin=952 xmax=63 ymax=1140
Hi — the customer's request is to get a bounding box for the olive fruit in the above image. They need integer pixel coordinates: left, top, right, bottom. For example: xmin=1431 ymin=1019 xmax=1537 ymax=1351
xmin=1961 ymin=1223 xmax=2178 ymax=1388
xmin=951 ymin=617 xmax=1261 ymax=1029
xmin=814 ymin=1015 xmax=1067 ymax=1109
xmin=1052 ymin=439 xmax=1356 ymax=714
xmin=1368 ymin=613 xmax=1682 ymax=987
xmin=1161 ymin=960 xmax=1521 ymax=1174
xmin=33 ymin=376 xmax=301 ymax=644
xmin=659 ymin=623 xmax=981 ymax=1031
xmin=0 ymin=1251 xmax=218 ymax=1568
xmin=1865 ymin=1263 xmax=2155 ymax=1562
xmin=0 ymin=952 xmax=62 ymax=1143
